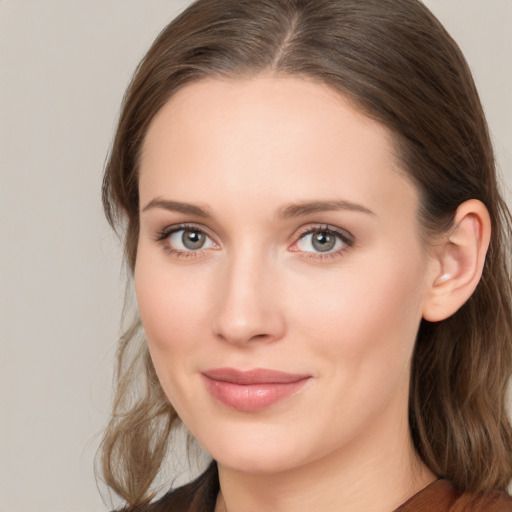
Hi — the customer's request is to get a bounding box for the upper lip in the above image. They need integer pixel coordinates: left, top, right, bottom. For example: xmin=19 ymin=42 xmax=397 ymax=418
xmin=202 ymin=368 xmax=311 ymax=384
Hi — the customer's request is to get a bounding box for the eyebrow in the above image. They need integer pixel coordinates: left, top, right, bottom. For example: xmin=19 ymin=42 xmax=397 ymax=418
xmin=141 ymin=197 xmax=375 ymax=219
xmin=277 ymin=200 xmax=375 ymax=219
xmin=142 ymin=198 xmax=211 ymax=217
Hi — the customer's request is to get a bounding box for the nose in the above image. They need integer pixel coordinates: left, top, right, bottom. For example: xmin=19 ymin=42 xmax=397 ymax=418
xmin=211 ymin=249 xmax=286 ymax=346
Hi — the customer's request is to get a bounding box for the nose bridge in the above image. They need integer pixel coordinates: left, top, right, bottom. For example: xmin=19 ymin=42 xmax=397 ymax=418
xmin=212 ymin=242 xmax=285 ymax=345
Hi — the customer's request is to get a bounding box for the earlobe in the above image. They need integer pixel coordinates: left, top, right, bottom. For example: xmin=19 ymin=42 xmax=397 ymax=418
xmin=422 ymin=199 xmax=491 ymax=322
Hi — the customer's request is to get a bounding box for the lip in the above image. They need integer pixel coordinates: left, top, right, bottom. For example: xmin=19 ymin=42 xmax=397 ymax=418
xmin=201 ymin=368 xmax=311 ymax=411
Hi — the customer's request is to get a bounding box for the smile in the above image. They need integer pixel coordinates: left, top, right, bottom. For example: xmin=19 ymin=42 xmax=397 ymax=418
xmin=201 ymin=368 xmax=311 ymax=412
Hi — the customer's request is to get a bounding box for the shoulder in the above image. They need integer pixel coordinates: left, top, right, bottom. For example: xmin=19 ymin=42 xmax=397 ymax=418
xmin=452 ymin=489 xmax=512 ymax=512
xmin=396 ymin=479 xmax=512 ymax=512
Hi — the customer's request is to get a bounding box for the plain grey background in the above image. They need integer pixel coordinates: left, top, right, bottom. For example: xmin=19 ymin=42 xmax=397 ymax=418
xmin=1 ymin=1 xmax=511 ymax=511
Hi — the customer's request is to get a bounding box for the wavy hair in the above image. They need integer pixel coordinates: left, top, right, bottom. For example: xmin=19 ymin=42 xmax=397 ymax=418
xmin=100 ymin=0 xmax=512 ymax=508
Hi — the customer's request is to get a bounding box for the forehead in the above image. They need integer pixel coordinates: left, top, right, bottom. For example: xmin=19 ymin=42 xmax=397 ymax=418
xmin=142 ymin=74 xmax=394 ymax=162
xmin=139 ymin=75 xmax=417 ymax=222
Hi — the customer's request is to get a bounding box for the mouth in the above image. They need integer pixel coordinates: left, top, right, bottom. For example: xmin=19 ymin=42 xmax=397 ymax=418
xmin=201 ymin=368 xmax=311 ymax=411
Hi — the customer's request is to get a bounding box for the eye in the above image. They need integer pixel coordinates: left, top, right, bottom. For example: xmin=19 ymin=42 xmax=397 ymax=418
xmin=156 ymin=224 xmax=219 ymax=257
xmin=293 ymin=226 xmax=353 ymax=255
xmin=168 ymin=228 xmax=216 ymax=251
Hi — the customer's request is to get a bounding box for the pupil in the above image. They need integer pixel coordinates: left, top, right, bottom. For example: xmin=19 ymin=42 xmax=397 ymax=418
xmin=182 ymin=230 xmax=205 ymax=250
xmin=312 ymin=231 xmax=335 ymax=252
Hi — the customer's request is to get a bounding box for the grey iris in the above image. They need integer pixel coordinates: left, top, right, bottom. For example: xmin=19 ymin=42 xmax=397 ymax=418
xmin=182 ymin=230 xmax=205 ymax=250
xmin=312 ymin=231 xmax=336 ymax=252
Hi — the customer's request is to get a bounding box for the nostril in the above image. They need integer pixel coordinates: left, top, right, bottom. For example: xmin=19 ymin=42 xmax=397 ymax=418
xmin=250 ymin=333 xmax=269 ymax=341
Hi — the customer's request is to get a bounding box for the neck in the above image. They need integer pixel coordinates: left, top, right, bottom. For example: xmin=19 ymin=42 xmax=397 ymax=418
xmin=214 ymin=409 xmax=436 ymax=512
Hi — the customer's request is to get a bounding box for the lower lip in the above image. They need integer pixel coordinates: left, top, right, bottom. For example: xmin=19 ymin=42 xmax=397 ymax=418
xmin=202 ymin=376 xmax=310 ymax=412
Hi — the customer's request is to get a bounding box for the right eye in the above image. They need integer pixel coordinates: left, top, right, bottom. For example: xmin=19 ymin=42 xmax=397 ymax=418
xmin=168 ymin=228 xmax=215 ymax=251
xmin=157 ymin=225 xmax=219 ymax=258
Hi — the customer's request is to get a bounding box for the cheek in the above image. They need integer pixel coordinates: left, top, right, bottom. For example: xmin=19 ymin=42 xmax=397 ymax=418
xmin=134 ymin=248 xmax=211 ymax=368
xmin=133 ymin=252 xmax=215 ymax=423
xmin=289 ymin=249 xmax=427 ymax=379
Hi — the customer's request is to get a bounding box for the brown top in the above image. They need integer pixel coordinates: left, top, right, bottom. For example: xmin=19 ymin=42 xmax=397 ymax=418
xmin=396 ymin=479 xmax=512 ymax=512
xmin=135 ymin=464 xmax=512 ymax=512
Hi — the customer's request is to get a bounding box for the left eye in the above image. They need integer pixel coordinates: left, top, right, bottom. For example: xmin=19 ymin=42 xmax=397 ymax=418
xmin=167 ymin=228 xmax=216 ymax=251
xmin=295 ymin=229 xmax=347 ymax=253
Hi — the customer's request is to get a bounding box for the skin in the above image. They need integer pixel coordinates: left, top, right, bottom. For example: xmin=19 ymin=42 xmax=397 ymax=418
xmin=135 ymin=75 xmax=442 ymax=512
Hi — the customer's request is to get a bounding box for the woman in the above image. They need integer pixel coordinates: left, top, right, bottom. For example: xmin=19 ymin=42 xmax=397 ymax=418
xmin=99 ymin=0 xmax=512 ymax=510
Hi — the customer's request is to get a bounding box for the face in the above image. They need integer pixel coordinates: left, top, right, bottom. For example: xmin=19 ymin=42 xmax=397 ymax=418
xmin=136 ymin=76 xmax=436 ymax=474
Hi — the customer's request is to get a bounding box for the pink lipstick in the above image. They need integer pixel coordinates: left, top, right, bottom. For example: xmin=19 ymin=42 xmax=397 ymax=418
xmin=202 ymin=368 xmax=311 ymax=411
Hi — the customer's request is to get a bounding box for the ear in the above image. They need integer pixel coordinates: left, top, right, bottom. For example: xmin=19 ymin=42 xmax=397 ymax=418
xmin=422 ymin=199 xmax=491 ymax=322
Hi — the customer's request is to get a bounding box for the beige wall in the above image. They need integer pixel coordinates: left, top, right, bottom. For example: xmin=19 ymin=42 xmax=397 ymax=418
xmin=0 ymin=1 xmax=510 ymax=511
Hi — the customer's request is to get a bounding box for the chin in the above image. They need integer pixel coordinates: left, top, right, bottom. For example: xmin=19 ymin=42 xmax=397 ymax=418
xmin=215 ymin=449 xmax=301 ymax=475
xmin=195 ymin=424 xmax=312 ymax=475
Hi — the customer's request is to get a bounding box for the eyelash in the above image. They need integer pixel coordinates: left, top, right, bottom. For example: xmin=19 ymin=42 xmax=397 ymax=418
xmin=154 ymin=223 xmax=355 ymax=261
xmin=155 ymin=223 xmax=217 ymax=260
xmin=291 ymin=224 xmax=355 ymax=261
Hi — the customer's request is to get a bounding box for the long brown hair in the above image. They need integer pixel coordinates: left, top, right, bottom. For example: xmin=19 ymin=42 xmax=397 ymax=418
xmin=100 ymin=0 xmax=512 ymax=507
